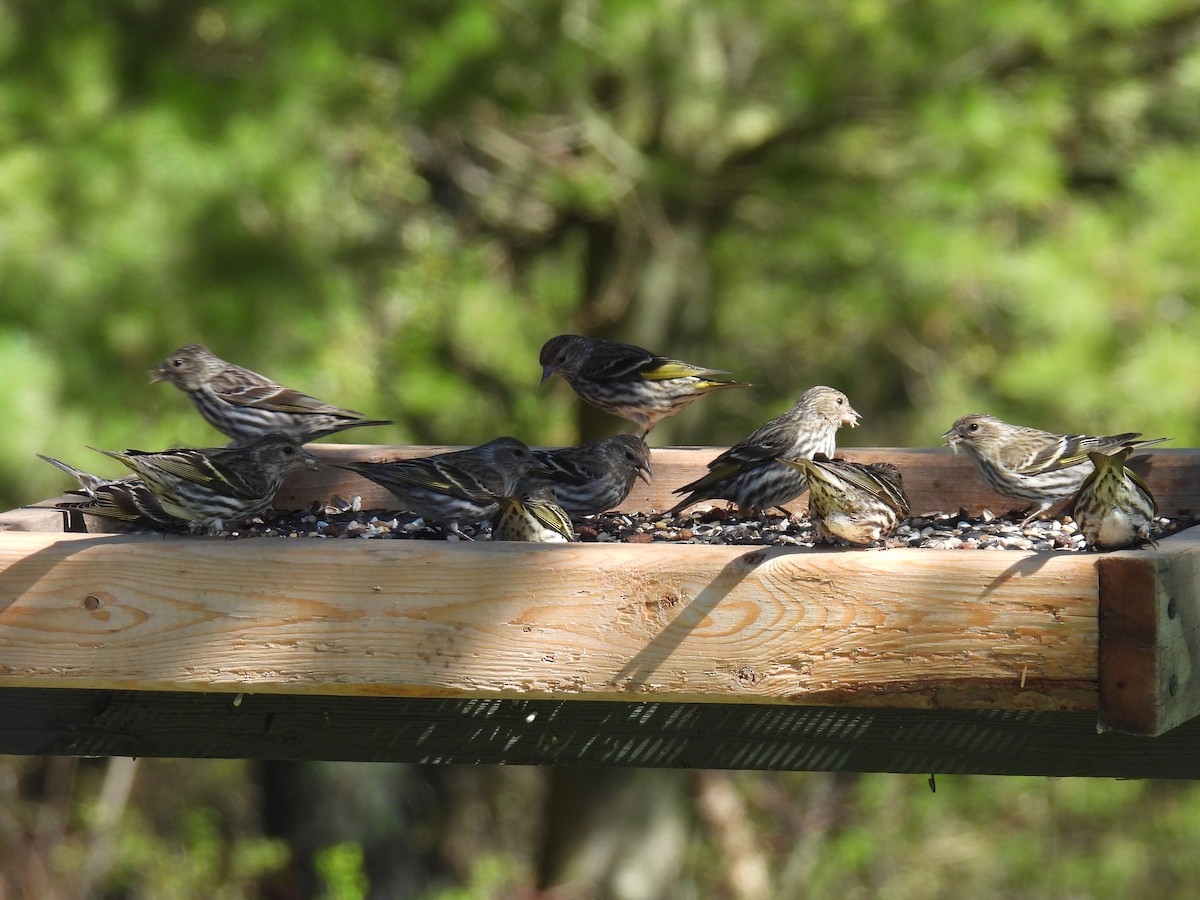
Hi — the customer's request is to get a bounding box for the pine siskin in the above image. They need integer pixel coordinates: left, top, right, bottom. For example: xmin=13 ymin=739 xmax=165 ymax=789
xmin=519 ymin=434 xmax=652 ymax=517
xmin=150 ymin=343 xmax=391 ymax=446
xmin=943 ymin=413 xmax=1167 ymax=526
xmin=539 ymin=334 xmax=750 ymax=434
xmin=490 ymin=485 xmax=576 ymax=542
xmin=1071 ymin=449 xmax=1158 ymax=550
xmin=37 ymin=454 xmax=182 ymax=529
xmin=670 ymin=386 xmax=861 ymax=516
xmin=776 ymin=454 xmax=909 ymax=546
xmin=91 ymin=433 xmax=314 ymax=533
xmin=337 ymin=437 xmax=544 ymax=539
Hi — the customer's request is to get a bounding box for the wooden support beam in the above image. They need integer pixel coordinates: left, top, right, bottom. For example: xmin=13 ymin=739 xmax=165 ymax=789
xmin=1098 ymin=527 xmax=1200 ymax=735
xmin=2 ymin=689 xmax=1200 ymax=778
xmin=3 ymin=444 xmax=1200 ymax=762
xmin=0 ymin=531 xmax=1099 ymax=709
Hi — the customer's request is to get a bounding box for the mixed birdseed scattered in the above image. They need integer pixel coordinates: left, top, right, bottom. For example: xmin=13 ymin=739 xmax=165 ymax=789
xmin=185 ymin=496 xmax=1193 ymax=550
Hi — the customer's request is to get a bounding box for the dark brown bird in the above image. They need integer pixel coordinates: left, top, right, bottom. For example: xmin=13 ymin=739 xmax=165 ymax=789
xmin=338 ymin=437 xmax=544 ymax=539
xmin=944 ymin=413 xmax=1166 ymax=525
xmin=519 ymin=434 xmax=652 ymax=517
xmin=92 ymin=433 xmax=314 ymax=533
xmin=777 ymin=454 xmax=909 ymax=546
xmin=671 ymin=386 xmax=860 ymax=516
xmin=491 ymin=485 xmax=576 ymax=542
xmin=539 ymin=334 xmax=750 ymax=434
xmin=37 ymin=454 xmax=182 ymax=529
xmin=151 ymin=343 xmax=391 ymax=445
xmin=1071 ymin=448 xmax=1158 ymax=550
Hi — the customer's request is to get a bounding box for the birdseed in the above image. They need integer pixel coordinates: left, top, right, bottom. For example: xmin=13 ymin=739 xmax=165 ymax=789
xmin=194 ymin=497 xmax=1193 ymax=550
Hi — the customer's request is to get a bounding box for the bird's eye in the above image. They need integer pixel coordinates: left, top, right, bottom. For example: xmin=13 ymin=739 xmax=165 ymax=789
xmin=172 ymin=358 xmax=184 ymax=367
xmin=836 ymin=398 xmax=844 ymax=406
xmin=968 ymin=423 xmax=979 ymax=432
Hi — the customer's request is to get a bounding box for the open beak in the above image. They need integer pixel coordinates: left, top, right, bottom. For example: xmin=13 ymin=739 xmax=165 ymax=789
xmin=942 ymin=428 xmax=960 ymax=451
xmin=148 ymin=365 xmax=169 ymax=384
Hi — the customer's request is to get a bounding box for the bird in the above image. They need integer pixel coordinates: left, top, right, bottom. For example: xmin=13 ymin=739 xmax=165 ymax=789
xmin=538 ymin=334 xmax=750 ymax=434
xmin=670 ymin=386 xmax=861 ymax=516
xmin=1071 ymin=449 xmax=1158 ymax=550
xmin=776 ymin=454 xmax=909 ymax=546
xmin=150 ymin=343 xmax=391 ymax=445
xmin=37 ymin=454 xmax=182 ymax=529
xmin=490 ymin=485 xmax=576 ymax=542
xmin=337 ymin=437 xmax=544 ymax=539
xmin=91 ymin=433 xmax=314 ymax=533
xmin=943 ymin=413 xmax=1167 ymax=526
xmin=518 ymin=434 xmax=652 ymax=517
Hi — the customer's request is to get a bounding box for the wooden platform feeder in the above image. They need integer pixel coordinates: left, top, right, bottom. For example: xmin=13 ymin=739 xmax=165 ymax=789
xmin=2 ymin=446 xmax=1200 ymax=779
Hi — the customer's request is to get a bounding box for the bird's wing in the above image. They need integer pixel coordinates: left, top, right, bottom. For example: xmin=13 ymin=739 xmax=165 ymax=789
xmin=532 ymin=449 xmax=596 ymax=486
xmin=385 ymin=459 xmax=497 ymax=501
xmin=527 ymin=498 xmax=575 ymax=540
xmin=638 ymin=358 xmax=729 ymax=381
xmin=708 ymin=418 xmax=800 ymax=469
xmin=211 ymin=374 xmax=359 ymax=416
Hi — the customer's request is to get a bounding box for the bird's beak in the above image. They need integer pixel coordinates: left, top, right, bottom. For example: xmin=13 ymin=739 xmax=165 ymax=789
xmin=148 ymin=365 xmax=169 ymax=384
xmin=942 ymin=428 xmax=960 ymax=451
xmin=301 ymin=450 xmax=322 ymax=471
xmin=637 ymin=463 xmax=652 ymax=484
xmin=540 ymin=365 xmax=554 ymax=385
xmin=846 ymin=408 xmax=862 ymax=428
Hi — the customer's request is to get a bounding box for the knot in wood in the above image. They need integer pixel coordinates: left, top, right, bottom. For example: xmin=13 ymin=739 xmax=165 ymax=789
xmin=82 ymin=595 xmax=101 ymax=611
xmin=736 ymin=666 xmax=760 ymax=686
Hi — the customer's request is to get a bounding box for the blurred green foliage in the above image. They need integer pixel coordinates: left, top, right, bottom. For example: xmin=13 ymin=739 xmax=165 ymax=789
xmin=4 ymin=0 xmax=1200 ymax=897
xmin=5 ymin=0 xmax=1200 ymax=508
xmin=316 ymin=841 xmax=370 ymax=900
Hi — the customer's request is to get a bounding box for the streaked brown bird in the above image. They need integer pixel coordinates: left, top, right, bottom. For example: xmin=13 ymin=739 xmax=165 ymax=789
xmin=671 ymin=386 xmax=860 ymax=516
xmin=539 ymin=334 xmax=750 ymax=434
xmin=490 ymin=485 xmax=576 ymax=543
xmin=91 ymin=433 xmax=313 ymax=533
xmin=151 ymin=343 xmax=391 ymax=445
xmin=337 ymin=437 xmax=543 ymax=539
xmin=1071 ymin=448 xmax=1158 ymax=550
xmin=37 ymin=454 xmax=182 ymax=529
xmin=519 ymin=434 xmax=652 ymax=517
xmin=944 ymin=413 xmax=1167 ymax=526
xmin=777 ymin=454 xmax=909 ymax=546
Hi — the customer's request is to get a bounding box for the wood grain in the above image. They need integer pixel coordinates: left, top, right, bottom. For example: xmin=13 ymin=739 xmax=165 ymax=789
xmin=1098 ymin=526 xmax=1200 ymax=735
xmin=0 ymin=530 xmax=1101 ymax=710
xmin=4 ymin=444 xmax=1199 ymax=739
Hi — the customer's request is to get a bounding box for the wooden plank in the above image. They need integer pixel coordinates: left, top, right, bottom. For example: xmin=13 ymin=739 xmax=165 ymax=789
xmin=1099 ymin=526 xmax=1200 ymax=735
xmin=0 ymin=505 xmax=78 ymax=534
xmin=0 ymin=531 xmax=1099 ymax=710
xmin=4 ymin=444 xmax=1199 ymax=749
xmin=2 ymin=689 xmax=1198 ymax=777
xmin=278 ymin=445 xmax=1197 ymax=519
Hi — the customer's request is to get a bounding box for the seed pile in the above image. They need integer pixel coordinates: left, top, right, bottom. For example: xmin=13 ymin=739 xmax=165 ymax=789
xmin=129 ymin=497 xmax=1191 ymax=550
